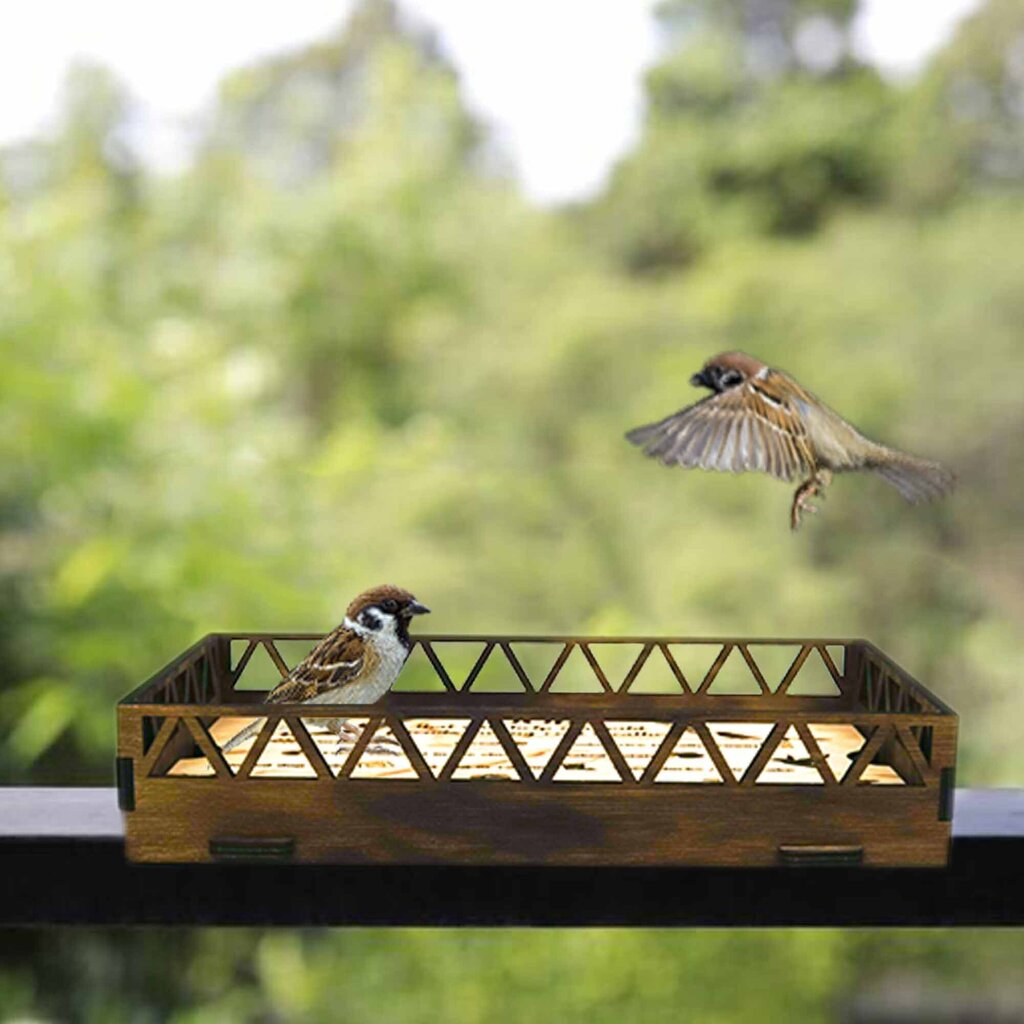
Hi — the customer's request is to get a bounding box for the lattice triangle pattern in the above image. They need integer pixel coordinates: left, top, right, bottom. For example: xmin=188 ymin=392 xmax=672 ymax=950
xmin=224 ymin=639 xmax=849 ymax=698
xmin=164 ymin=713 xmax=918 ymax=787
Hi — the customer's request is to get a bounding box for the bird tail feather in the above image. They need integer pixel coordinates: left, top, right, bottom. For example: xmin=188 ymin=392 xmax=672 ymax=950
xmin=220 ymin=717 xmax=266 ymax=753
xmin=869 ymin=449 xmax=956 ymax=505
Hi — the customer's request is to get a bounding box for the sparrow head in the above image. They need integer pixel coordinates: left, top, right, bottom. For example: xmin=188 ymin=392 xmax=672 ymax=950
xmin=690 ymin=351 xmax=768 ymax=394
xmin=346 ymin=584 xmax=430 ymax=638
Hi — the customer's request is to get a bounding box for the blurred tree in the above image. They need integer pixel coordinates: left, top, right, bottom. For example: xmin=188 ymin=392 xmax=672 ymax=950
xmin=654 ymin=0 xmax=861 ymax=85
xmin=208 ymin=0 xmax=477 ymax=185
xmin=589 ymin=0 xmax=890 ymax=271
xmin=888 ymin=0 xmax=1024 ymax=210
xmin=207 ymin=0 xmax=482 ymax=427
xmin=5 ymin=927 xmax=1024 ymax=1023
xmin=0 ymin=0 xmax=501 ymax=782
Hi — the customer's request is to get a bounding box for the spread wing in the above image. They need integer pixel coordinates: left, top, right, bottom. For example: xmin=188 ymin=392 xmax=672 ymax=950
xmin=626 ymin=379 xmax=815 ymax=483
xmin=265 ymin=627 xmax=367 ymax=703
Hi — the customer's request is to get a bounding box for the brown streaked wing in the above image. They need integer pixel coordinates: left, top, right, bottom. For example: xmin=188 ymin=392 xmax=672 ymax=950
xmin=265 ymin=627 xmax=365 ymax=703
xmin=626 ymin=381 xmax=814 ymax=482
xmin=263 ymin=676 xmax=323 ymax=704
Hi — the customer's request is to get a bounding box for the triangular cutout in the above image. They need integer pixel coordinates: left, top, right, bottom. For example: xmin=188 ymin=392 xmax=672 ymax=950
xmin=890 ymin=730 xmax=926 ymax=786
xmin=668 ymin=645 xmax=724 ymax=691
xmin=909 ymin=725 xmax=934 ymax=766
xmin=655 ymin=727 xmax=724 ymax=783
xmin=230 ymin=639 xmax=251 ymax=670
xmin=229 ymin=640 xmax=257 ymax=688
xmin=628 ymin=647 xmax=687 ymax=693
xmin=270 ymin=639 xmax=319 ymax=676
xmin=465 ymin=648 xmax=528 ymax=692
xmin=251 ymin=721 xmax=317 ymax=778
xmin=507 ymin=643 xmax=563 ymax=690
xmin=451 ymin=721 xmax=519 ymax=780
xmin=825 ymin=646 xmax=845 ymax=677
xmin=350 ymin=722 xmax=418 ymax=779
xmin=301 ymin=716 xmax=369 ymax=772
xmin=806 ymin=723 xmax=903 ymax=785
xmin=756 ymin=725 xmax=823 ymax=784
xmin=208 ymin=715 xmax=262 ymax=758
xmin=746 ymin=645 xmax=802 ymax=692
xmin=705 ymin=648 xmax=762 ymax=695
xmin=391 ymin=645 xmax=448 ymax=692
xmin=404 ymin=717 xmax=471 ymax=778
xmin=707 ymin=722 xmax=775 ymax=780
xmin=606 ymin=720 xmax=671 ymax=779
xmin=546 ymin=646 xmax=606 ymax=693
xmin=157 ymin=718 xmax=210 ymax=777
xmin=860 ymin=761 xmax=904 ymax=786
xmin=553 ymin=723 xmax=623 ymax=782
xmin=857 ymin=726 xmax=908 ymax=786
xmin=807 ymin=722 xmax=866 ymax=782
xmin=503 ymin=718 xmax=571 ymax=778
xmin=786 ymin=649 xmax=842 ymax=696
xmin=141 ymin=716 xmax=165 ymax=757
xmin=230 ymin=641 xmax=289 ymax=692
xmin=429 ymin=642 xmax=489 ymax=691
xmin=588 ymin=644 xmax=646 ymax=691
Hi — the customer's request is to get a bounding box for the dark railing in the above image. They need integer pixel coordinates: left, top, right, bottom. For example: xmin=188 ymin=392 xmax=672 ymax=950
xmin=1 ymin=787 xmax=1022 ymax=926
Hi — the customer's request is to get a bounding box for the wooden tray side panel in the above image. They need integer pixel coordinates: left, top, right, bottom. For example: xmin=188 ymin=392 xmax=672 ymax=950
xmin=124 ymin=782 xmax=950 ymax=867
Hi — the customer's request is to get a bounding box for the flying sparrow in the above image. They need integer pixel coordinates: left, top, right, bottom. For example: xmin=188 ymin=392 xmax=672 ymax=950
xmin=221 ymin=584 xmax=430 ymax=753
xmin=626 ymin=351 xmax=955 ymax=529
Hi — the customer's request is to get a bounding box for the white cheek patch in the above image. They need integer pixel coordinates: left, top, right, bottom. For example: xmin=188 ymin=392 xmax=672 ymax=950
xmin=345 ymin=611 xmax=399 ymax=637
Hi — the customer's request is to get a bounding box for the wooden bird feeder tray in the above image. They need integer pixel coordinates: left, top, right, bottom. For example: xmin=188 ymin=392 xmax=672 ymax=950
xmin=117 ymin=634 xmax=957 ymax=867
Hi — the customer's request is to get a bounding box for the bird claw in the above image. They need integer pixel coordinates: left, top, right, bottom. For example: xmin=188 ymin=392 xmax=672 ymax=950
xmin=335 ymin=730 xmax=404 ymax=759
xmin=332 ymin=720 xmax=371 ymax=754
xmin=365 ymin=742 xmax=404 ymax=757
xmin=791 ymin=497 xmax=821 ymax=530
xmin=790 ymin=474 xmax=830 ymax=530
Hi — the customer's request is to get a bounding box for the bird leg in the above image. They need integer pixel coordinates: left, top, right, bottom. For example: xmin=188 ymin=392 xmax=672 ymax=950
xmin=328 ymin=718 xmax=364 ymax=749
xmin=329 ymin=717 xmax=404 ymax=758
xmin=790 ymin=469 xmax=833 ymax=530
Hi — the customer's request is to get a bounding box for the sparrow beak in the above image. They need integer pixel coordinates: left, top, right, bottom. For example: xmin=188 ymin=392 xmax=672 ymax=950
xmin=405 ymin=600 xmax=431 ymax=617
xmin=690 ymin=370 xmax=710 ymax=389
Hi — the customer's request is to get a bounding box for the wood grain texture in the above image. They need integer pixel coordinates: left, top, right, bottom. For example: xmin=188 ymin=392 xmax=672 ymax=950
xmin=125 ymin=782 xmax=949 ymax=867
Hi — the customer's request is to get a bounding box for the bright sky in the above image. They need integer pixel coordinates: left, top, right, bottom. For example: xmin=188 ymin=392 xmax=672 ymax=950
xmin=0 ymin=0 xmax=982 ymax=204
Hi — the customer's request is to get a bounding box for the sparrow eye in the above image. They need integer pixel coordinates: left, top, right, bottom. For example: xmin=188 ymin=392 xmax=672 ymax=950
xmin=382 ymin=599 xmax=398 ymax=613
xmin=720 ymin=370 xmax=743 ymax=388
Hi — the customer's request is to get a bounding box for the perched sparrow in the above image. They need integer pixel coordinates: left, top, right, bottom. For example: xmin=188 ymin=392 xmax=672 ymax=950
xmin=222 ymin=584 xmax=430 ymax=752
xmin=626 ymin=351 xmax=955 ymax=529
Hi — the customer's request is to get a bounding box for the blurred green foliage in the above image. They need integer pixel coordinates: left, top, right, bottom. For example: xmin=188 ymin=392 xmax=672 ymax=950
xmin=3 ymin=929 xmax=1024 ymax=1022
xmin=2 ymin=0 xmax=1024 ymax=1019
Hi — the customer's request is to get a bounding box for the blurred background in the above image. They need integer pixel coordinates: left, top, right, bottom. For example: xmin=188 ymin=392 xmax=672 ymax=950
xmin=2 ymin=0 xmax=1024 ymax=1019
